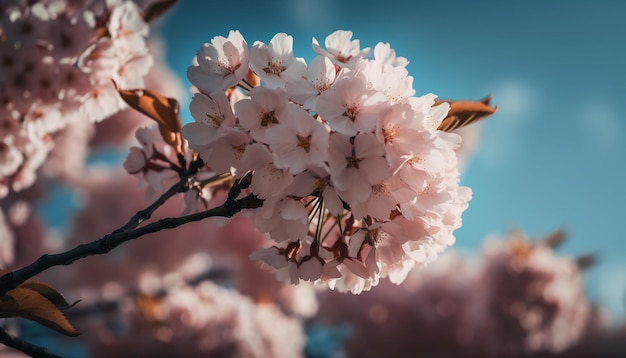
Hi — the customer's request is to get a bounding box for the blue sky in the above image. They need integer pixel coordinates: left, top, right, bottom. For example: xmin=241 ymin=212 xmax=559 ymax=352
xmin=148 ymin=0 xmax=626 ymax=319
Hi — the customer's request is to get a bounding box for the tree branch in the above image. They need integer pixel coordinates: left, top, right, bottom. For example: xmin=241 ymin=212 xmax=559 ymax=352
xmin=113 ymin=175 xmax=188 ymax=234
xmin=0 ymin=194 xmax=263 ymax=296
xmin=0 ymin=327 xmax=62 ymax=358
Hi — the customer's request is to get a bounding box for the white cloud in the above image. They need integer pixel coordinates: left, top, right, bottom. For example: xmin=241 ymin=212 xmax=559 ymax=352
xmin=475 ymin=80 xmax=537 ymax=166
xmin=287 ymin=0 xmax=336 ymax=32
xmin=577 ymin=100 xmax=622 ymax=151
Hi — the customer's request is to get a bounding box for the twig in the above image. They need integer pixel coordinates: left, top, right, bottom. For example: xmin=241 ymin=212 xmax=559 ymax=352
xmin=115 ymin=155 xmax=206 ymax=234
xmin=113 ymin=176 xmax=189 ymax=234
xmin=0 ymin=194 xmax=263 ymax=296
xmin=0 ymin=327 xmax=62 ymax=358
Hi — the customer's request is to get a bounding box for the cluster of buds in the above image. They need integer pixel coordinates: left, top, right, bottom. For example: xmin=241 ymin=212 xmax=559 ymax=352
xmin=0 ymin=0 xmax=154 ymax=197
xmin=178 ymin=30 xmax=475 ymax=294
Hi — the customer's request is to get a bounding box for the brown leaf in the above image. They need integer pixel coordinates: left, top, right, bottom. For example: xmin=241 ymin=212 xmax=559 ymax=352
xmin=576 ymin=254 xmax=597 ymax=270
xmin=436 ymin=96 xmax=498 ymax=132
xmin=0 ymin=287 xmax=80 ymax=336
xmin=20 ymin=282 xmax=79 ymax=310
xmin=115 ymin=84 xmax=184 ymax=153
xmin=115 ymin=85 xmax=182 ymax=133
xmin=542 ymin=229 xmax=567 ymax=249
xmin=143 ymin=0 xmax=178 ymax=23
xmin=158 ymin=125 xmax=184 ymax=154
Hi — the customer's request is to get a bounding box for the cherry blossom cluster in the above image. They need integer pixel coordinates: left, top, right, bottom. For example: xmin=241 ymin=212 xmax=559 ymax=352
xmin=80 ymin=280 xmax=305 ymax=357
xmin=181 ymin=30 xmax=471 ymax=294
xmin=315 ymin=231 xmax=595 ymax=357
xmin=480 ymin=232 xmax=592 ymax=354
xmin=0 ymin=0 xmax=153 ymax=197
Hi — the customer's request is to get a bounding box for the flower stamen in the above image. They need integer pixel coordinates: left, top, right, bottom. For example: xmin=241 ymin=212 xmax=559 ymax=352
xmin=296 ymin=134 xmax=312 ymax=153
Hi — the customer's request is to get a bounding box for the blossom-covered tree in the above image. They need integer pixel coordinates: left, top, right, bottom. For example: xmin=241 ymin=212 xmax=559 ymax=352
xmin=2 ymin=1 xmax=623 ymax=357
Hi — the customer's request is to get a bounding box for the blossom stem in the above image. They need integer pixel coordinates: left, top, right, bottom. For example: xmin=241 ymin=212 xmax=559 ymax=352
xmin=152 ymin=149 xmax=181 ymax=170
xmin=304 ymin=197 xmax=317 ymax=208
xmin=241 ymin=78 xmax=255 ymax=90
xmin=314 ymin=198 xmax=325 ymax=243
xmin=198 ymin=172 xmax=233 ymax=188
xmin=320 ymin=216 xmax=339 ymax=243
xmin=308 ymin=197 xmax=322 ymax=221
xmin=337 ymin=214 xmax=347 ymax=244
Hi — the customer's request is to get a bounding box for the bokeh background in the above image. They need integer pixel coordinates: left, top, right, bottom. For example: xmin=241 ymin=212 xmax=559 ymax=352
xmin=123 ymin=0 xmax=626 ymax=320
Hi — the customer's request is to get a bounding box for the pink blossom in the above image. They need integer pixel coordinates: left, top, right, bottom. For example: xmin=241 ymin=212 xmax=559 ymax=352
xmin=83 ymin=280 xmax=306 ymax=358
xmin=187 ymin=30 xmax=250 ymax=93
xmin=250 ymin=243 xmax=300 ymax=285
xmin=316 ymin=73 xmax=387 ymax=135
xmin=123 ymin=147 xmax=147 ymax=174
xmin=249 ymin=32 xmax=307 ymax=88
xmin=107 ymin=1 xmax=149 ymax=45
xmin=312 ymin=30 xmax=370 ymax=69
xmin=23 ymin=104 xmax=64 ymax=140
xmin=480 ymin=234 xmax=592 ymax=354
xmin=286 ymin=55 xmax=337 ymax=110
xmin=124 ymin=125 xmax=186 ymax=202
xmin=254 ymin=196 xmax=308 ymax=243
xmin=189 ymin=91 xmax=236 ymax=130
xmin=327 ymin=132 xmax=389 ymax=204
xmin=195 ymin=129 xmax=252 ymax=177
xmin=350 ymin=178 xmax=405 ymax=220
xmin=373 ymin=42 xmax=409 ymax=68
xmin=0 ymin=141 xmax=24 ymax=178
xmin=377 ymin=102 xmax=429 ymax=153
xmin=111 ymin=39 xmax=153 ymax=89
xmin=182 ymin=91 xmax=236 ymax=147
xmin=181 ymin=185 xmax=212 ymax=215
xmin=298 ymin=255 xmax=324 ymax=281
xmin=240 ymin=143 xmax=293 ymax=199
xmin=265 ymin=103 xmax=329 ymax=174
xmin=287 ymin=167 xmax=344 ymax=215
xmin=234 ymin=86 xmax=289 ymax=142
xmin=77 ymin=37 xmax=119 ymax=79
xmin=79 ymin=80 xmax=128 ymax=124
xmin=360 ymin=59 xmax=415 ymax=103
xmin=206 ymin=213 xmax=320 ymax=317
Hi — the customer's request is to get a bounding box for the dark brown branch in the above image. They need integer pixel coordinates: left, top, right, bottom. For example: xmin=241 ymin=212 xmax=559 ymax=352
xmin=0 ymin=327 xmax=62 ymax=358
xmin=0 ymin=194 xmax=263 ymax=296
xmin=113 ymin=176 xmax=188 ymax=234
